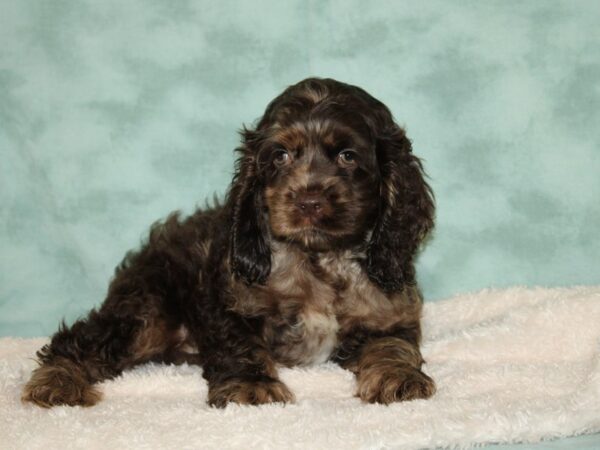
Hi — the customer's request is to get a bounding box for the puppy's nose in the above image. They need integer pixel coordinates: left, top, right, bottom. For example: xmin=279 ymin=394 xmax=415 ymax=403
xmin=296 ymin=194 xmax=323 ymax=217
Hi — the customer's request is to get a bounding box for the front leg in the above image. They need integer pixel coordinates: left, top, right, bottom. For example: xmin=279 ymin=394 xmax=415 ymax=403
xmin=194 ymin=309 xmax=294 ymax=408
xmin=333 ymin=328 xmax=435 ymax=404
xmin=207 ymin=373 xmax=294 ymax=408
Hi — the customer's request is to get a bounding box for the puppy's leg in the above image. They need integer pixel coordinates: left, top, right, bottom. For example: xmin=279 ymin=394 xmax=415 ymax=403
xmin=353 ymin=337 xmax=435 ymax=403
xmin=193 ymin=313 xmax=294 ymax=408
xmin=22 ymin=308 xmax=174 ymax=408
xmin=205 ymin=361 xmax=295 ymax=408
xmin=334 ymin=328 xmax=435 ymax=404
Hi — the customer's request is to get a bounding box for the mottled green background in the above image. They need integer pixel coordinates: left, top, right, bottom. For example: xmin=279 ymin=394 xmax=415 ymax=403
xmin=1 ymin=0 xmax=599 ymax=337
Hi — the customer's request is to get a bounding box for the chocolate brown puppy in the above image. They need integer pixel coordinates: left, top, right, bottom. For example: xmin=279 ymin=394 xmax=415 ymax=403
xmin=23 ymin=78 xmax=435 ymax=408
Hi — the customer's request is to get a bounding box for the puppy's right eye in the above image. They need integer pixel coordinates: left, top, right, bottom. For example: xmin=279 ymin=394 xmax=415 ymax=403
xmin=273 ymin=149 xmax=291 ymax=167
xmin=336 ymin=149 xmax=358 ymax=168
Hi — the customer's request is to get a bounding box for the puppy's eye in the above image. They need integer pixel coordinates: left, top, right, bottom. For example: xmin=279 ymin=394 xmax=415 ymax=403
xmin=273 ymin=149 xmax=291 ymax=167
xmin=337 ymin=150 xmax=357 ymax=167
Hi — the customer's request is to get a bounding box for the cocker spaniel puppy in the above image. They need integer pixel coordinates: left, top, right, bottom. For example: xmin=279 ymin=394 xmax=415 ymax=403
xmin=23 ymin=78 xmax=435 ymax=408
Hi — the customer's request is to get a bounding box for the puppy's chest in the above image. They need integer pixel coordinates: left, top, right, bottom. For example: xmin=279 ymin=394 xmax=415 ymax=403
xmin=263 ymin=301 xmax=339 ymax=366
xmin=259 ymin=251 xmax=403 ymax=366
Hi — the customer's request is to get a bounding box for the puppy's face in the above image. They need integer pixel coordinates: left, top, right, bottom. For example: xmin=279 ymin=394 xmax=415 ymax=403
xmin=258 ymin=118 xmax=380 ymax=251
xmin=231 ymin=78 xmax=434 ymax=289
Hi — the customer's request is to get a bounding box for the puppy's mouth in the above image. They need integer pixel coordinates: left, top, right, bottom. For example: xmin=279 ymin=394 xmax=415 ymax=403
xmin=280 ymin=228 xmax=337 ymax=251
xmin=274 ymin=219 xmax=362 ymax=252
xmin=296 ymin=214 xmax=329 ymax=228
xmin=287 ymin=211 xmax=342 ymax=236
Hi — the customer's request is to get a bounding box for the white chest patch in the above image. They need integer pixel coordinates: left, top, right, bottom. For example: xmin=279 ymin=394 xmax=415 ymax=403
xmin=299 ymin=310 xmax=340 ymax=365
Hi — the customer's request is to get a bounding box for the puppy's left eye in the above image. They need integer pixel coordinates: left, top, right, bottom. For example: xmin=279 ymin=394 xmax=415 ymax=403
xmin=337 ymin=150 xmax=357 ymax=167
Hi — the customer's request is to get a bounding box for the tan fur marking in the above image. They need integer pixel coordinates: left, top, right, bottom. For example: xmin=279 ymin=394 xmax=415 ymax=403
xmin=269 ymin=125 xmax=308 ymax=152
xmin=300 ymin=86 xmax=329 ymax=103
xmin=172 ymin=324 xmax=198 ymax=354
xmin=129 ymin=319 xmax=171 ymax=362
xmin=356 ymin=363 xmax=436 ymax=404
xmin=298 ymin=309 xmax=339 ymax=364
xmin=354 ymin=338 xmax=435 ymax=404
xmin=208 ymin=378 xmax=295 ymax=407
xmin=22 ymin=357 xmax=102 ymax=408
xmin=265 ymin=165 xmax=312 ymax=238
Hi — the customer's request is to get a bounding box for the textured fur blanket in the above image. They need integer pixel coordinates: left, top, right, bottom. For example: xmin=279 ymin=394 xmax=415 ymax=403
xmin=2 ymin=286 xmax=599 ymax=449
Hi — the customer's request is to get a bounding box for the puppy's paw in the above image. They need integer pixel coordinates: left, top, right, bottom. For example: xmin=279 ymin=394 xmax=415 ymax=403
xmin=22 ymin=359 xmax=101 ymax=408
xmin=357 ymin=365 xmax=435 ymax=404
xmin=208 ymin=376 xmax=295 ymax=408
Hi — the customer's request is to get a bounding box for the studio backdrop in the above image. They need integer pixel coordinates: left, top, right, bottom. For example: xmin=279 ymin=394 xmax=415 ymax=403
xmin=1 ymin=0 xmax=599 ymax=336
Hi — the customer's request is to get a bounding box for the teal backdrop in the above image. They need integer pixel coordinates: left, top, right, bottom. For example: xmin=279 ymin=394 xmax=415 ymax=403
xmin=1 ymin=0 xmax=599 ymax=337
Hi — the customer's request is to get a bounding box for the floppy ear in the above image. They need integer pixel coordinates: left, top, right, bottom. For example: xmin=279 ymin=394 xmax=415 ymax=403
xmin=229 ymin=129 xmax=271 ymax=285
xmin=366 ymin=127 xmax=435 ymax=293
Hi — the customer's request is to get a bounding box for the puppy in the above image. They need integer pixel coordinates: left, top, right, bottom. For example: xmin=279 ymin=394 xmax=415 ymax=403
xmin=22 ymin=78 xmax=436 ymax=408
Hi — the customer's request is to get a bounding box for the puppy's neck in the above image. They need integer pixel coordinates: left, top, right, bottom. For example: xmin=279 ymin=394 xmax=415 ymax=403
xmin=270 ymin=239 xmax=366 ymax=263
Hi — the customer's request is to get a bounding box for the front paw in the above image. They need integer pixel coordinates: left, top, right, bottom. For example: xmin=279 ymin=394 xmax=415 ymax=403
xmin=357 ymin=365 xmax=435 ymax=404
xmin=208 ymin=376 xmax=295 ymax=408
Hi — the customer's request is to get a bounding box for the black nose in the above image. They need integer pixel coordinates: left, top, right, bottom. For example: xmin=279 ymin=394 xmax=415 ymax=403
xmin=296 ymin=194 xmax=323 ymax=217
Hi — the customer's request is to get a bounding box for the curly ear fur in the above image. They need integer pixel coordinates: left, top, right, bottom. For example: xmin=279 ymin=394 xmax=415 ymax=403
xmin=229 ymin=129 xmax=271 ymax=285
xmin=366 ymin=127 xmax=435 ymax=293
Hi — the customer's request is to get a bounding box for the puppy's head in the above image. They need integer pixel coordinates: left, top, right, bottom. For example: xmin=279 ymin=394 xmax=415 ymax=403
xmin=229 ymin=78 xmax=434 ymax=292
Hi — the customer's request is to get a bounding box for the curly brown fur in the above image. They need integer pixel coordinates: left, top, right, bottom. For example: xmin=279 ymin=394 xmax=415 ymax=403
xmin=208 ymin=376 xmax=295 ymax=407
xmin=22 ymin=357 xmax=102 ymax=407
xmin=352 ymin=337 xmax=436 ymax=404
xmin=23 ymin=78 xmax=435 ymax=408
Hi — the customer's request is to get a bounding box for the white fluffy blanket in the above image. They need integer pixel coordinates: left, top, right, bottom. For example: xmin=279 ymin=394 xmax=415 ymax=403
xmin=2 ymin=287 xmax=599 ymax=449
